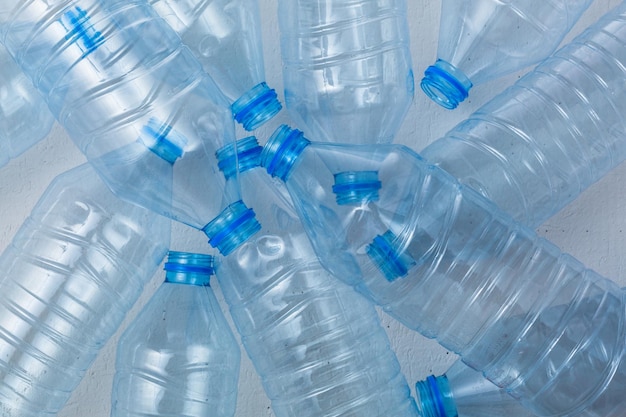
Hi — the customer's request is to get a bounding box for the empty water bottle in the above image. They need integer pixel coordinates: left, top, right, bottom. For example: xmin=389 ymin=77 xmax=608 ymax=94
xmin=260 ymin=125 xmax=626 ymax=417
xmin=211 ymin=137 xmax=419 ymax=417
xmin=0 ymin=42 xmax=54 ymax=167
xmin=278 ymin=0 xmax=414 ymax=144
xmin=421 ymin=0 xmax=593 ymax=109
xmin=149 ymin=0 xmax=282 ymax=130
xmin=421 ymin=0 xmax=626 ymax=227
xmin=111 ymin=251 xmax=240 ymax=417
xmin=415 ymin=360 xmax=535 ymax=417
xmin=0 ymin=163 xmax=170 ymax=417
xmin=0 ymin=0 xmax=255 ymax=250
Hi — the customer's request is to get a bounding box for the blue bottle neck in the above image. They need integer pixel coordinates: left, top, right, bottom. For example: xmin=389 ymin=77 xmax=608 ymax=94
xmin=139 ymin=118 xmax=186 ymax=163
xmin=416 ymin=374 xmax=459 ymax=417
xmin=421 ymin=59 xmax=472 ymax=110
xmin=203 ymin=200 xmax=261 ymax=256
xmin=231 ymin=82 xmax=282 ymax=131
xmin=366 ymin=229 xmax=417 ymax=281
xmin=332 ymin=170 xmax=381 ymax=205
xmin=216 ymin=136 xmax=263 ymax=180
xmin=164 ymin=251 xmax=214 ymax=286
xmin=260 ymin=124 xmax=310 ymax=182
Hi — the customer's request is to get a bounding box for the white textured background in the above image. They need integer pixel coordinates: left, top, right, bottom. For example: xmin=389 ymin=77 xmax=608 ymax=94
xmin=0 ymin=0 xmax=624 ymax=416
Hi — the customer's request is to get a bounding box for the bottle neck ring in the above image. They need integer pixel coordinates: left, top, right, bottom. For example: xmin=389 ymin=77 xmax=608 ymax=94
xmin=164 ymin=251 xmax=214 ymax=286
xmin=366 ymin=229 xmax=416 ymax=281
xmin=260 ymin=124 xmax=310 ymax=182
xmin=420 ymin=59 xmax=472 ymax=110
xmin=415 ymin=374 xmax=458 ymax=417
xmin=332 ymin=170 xmax=381 ymax=205
xmin=231 ymin=82 xmax=282 ymax=131
xmin=203 ymin=200 xmax=261 ymax=256
xmin=139 ymin=118 xmax=186 ymax=164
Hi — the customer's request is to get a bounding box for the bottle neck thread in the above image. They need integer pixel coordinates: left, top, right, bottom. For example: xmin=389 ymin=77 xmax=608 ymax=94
xmin=139 ymin=118 xmax=186 ymax=163
xmin=216 ymin=136 xmax=263 ymax=180
xmin=203 ymin=200 xmax=261 ymax=256
xmin=332 ymin=171 xmax=381 ymax=205
xmin=416 ymin=374 xmax=458 ymax=417
xmin=231 ymin=82 xmax=282 ymax=131
xmin=366 ymin=229 xmax=416 ymax=281
xmin=164 ymin=251 xmax=214 ymax=286
xmin=260 ymin=124 xmax=310 ymax=182
xmin=420 ymin=59 xmax=472 ymax=110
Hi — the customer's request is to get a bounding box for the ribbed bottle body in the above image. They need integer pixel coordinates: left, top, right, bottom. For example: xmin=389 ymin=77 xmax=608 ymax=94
xmin=0 ymin=164 xmax=170 ymax=417
xmin=261 ymin=134 xmax=626 ymax=416
xmin=112 ymin=282 xmax=240 ymax=417
xmin=278 ymin=0 xmax=414 ymax=144
xmin=437 ymin=0 xmax=592 ymax=85
xmin=0 ymin=0 xmax=239 ymax=229
xmin=422 ymin=2 xmax=626 ymax=228
xmin=0 ymin=43 xmax=54 ymax=166
xmin=216 ymin=167 xmax=418 ymax=417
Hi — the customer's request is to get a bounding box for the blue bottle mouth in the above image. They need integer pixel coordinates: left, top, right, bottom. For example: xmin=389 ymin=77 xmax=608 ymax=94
xmin=164 ymin=251 xmax=214 ymax=286
xmin=421 ymin=59 xmax=472 ymax=110
xmin=366 ymin=230 xmax=416 ymax=282
xmin=216 ymin=136 xmax=263 ymax=179
xmin=203 ymin=200 xmax=261 ymax=256
xmin=139 ymin=118 xmax=187 ymax=164
xmin=260 ymin=124 xmax=310 ymax=182
xmin=415 ymin=374 xmax=458 ymax=417
xmin=332 ymin=171 xmax=381 ymax=205
xmin=231 ymin=82 xmax=283 ymax=131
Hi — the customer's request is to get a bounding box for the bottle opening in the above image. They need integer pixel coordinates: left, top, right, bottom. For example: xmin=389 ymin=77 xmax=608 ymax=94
xmin=366 ymin=230 xmax=416 ymax=281
xmin=203 ymin=200 xmax=261 ymax=256
xmin=164 ymin=251 xmax=214 ymax=286
xmin=415 ymin=375 xmax=458 ymax=417
xmin=260 ymin=125 xmax=310 ymax=182
xmin=231 ymin=82 xmax=283 ymax=131
xmin=139 ymin=118 xmax=187 ymax=163
xmin=421 ymin=60 xmax=472 ymax=110
xmin=61 ymin=6 xmax=105 ymax=55
xmin=332 ymin=171 xmax=381 ymax=205
xmin=216 ymin=136 xmax=263 ymax=179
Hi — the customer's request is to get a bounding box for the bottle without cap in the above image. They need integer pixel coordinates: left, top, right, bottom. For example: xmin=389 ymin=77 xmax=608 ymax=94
xmin=260 ymin=125 xmax=626 ymax=417
xmin=0 ymin=42 xmax=54 ymax=167
xmin=421 ymin=0 xmax=593 ymax=109
xmin=278 ymin=0 xmax=414 ymax=144
xmin=0 ymin=163 xmax=170 ymax=417
xmin=422 ymin=1 xmax=626 ymax=228
xmin=211 ymin=137 xmax=419 ymax=417
xmin=148 ymin=0 xmax=282 ymax=130
xmin=0 ymin=0 xmax=253 ymax=244
xmin=111 ymin=251 xmax=240 ymax=417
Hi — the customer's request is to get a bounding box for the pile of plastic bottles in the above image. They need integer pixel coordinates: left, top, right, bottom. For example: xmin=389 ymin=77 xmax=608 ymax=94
xmin=0 ymin=1 xmax=625 ymax=417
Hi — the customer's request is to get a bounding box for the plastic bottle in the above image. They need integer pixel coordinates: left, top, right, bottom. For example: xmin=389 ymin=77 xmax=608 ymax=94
xmin=421 ymin=0 xmax=593 ymax=109
xmin=148 ymin=0 xmax=282 ymax=130
xmin=0 ymin=163 xmax=170 ymax=417
xmin=260 ymin=125 xmax=626 ymax=417
xmin=415 ymin=360 xmax=535 ymax=417
xmin=421 ymin=0 xmax=626 ymax=228
xmin=210 ymin=137 xmax=419 ymax=417
xmin=0 ymin=0 xmax=257 ymax=252
xmin=0 ymin=42 xmax=54 ymax=167
xmin=111 ymin=251 xmax=240 ymax=417
xmin=278 ymin=0 xmax=414 ymax=144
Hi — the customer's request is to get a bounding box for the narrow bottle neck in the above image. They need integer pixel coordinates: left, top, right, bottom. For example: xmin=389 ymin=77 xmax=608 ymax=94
xmin=416 ymin=374 xmax=458 ymax=417
xmin=164 ymin=251 xmax=213 ymax=286
xmin=260 ymin=124 xmax=310 ymax=182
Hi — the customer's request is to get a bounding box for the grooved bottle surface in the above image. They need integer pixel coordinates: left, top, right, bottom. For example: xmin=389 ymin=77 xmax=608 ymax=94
xmin=278 ymin=0 xmax=414 ymax=144
xmin=423 ymin=2 xmax=626 ymax=228
xmin=0 ymin=164 xmax=170 ymax=417
xmin=0 ymin=0 xmax=240 ymax=230
xmin=216 ymin=140 xmax=418 ymax=417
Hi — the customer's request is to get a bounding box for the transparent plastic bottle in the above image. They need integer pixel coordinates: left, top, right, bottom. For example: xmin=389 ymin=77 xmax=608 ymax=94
xmin=421 ymin=1 xmax=626 ymax=228
xmin=210 ymin=137 xmax=419 ymax=417
xmin=278 ymin=0 xmax=414 ymax=144
xmin=0 ymin=42 xmax=54 ymax=167
xmin=415 ymin=360 xmax=535 ymax=417
xmin=111 ymin=251 xmax=240 ymax=417
xmin=421 ymin=0 xmax=593 ymax=109
xmin=0 ymin=0 xmax=257 ymax=252
xmin=149 ymin=0 xmax=282 ymax=130
xmin=0 ymin=163 xmax=170 ymax=417
xmin=260 ymin=125 xmax=626 ymax=417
